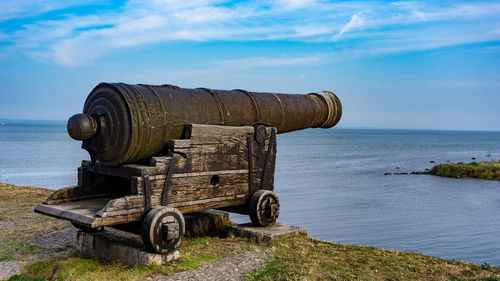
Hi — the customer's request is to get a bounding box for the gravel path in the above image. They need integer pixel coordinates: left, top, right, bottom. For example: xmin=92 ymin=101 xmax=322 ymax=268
xmin=0 ymin=261 xmax=25 ymax=280
xmin=0 ymin=228 xmax=77 ymax=280
xmin=29 ymin=228 xmax=77 ymax=249
xmin=147 ymin=250 xmax=268 ymax=281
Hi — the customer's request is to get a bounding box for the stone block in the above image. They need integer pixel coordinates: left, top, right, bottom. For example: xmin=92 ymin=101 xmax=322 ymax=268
xmin=77 ymin=228 xmax=179 ymax=266
xmin=230 ymin=222 xmax=307 ymax=242
xmin=184 ymin=209 xmax=232 ymax=237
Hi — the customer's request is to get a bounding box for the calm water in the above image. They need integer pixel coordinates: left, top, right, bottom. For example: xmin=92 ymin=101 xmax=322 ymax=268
xmin=1 ymin=122 xmax=499 ymax=265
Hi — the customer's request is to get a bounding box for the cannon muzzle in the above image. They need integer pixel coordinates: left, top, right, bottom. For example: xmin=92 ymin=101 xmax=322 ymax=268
xmin=69 ymin=83 xmax=342 ymax=165
xmin=67 ymin=113 xmax=98 ymax=140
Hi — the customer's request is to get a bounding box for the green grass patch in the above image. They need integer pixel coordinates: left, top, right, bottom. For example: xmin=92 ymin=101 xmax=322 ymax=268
xmin=0 ymin=241 xmax=43 ymax=261
xmin=12 ymin=236 xmax=261 ymax=281
xmin=0 ymin=253 xmax=14 ymax=261
xmin=426 ymin=161 xmax=500 ymax=181
xmin=247 ymin=234 xmax=500 ymax=281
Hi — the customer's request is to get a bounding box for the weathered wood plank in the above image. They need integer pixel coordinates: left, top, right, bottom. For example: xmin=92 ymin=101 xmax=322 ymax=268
xmin=96 ymin=195 xmax=146 ymax=217
xmin=168 ymin=181 xmax=248 ymax=203
xmin=131 ymin=176 xmax=142 ymax=195
xmin=172 ymin=169 xmax=248 ymax=178
xmin=185 ymin=124 xmax=254 ymax=139
xmin=92 ymin=213 xmax=143 ymax=228
xmin=96 ymin=193 xmax=249 ymax=220
xmin=175 ymin=197 xmax=248 ymax=214
xmin=35 ymin=198 xmax=110 ymax=227
xmin=174 ymin=153 xmax=248 ymax=173
xmin=43 ymin=185 xmax=123 ymax=205
xmin=250 ymin=127 xmax=276 ymax=191
xmin=135 ymin=170 xmax=248 ymax=202
xmin=150 ymin=156 xmax=173 ymax=166
xmin=84 ymin=161 xmax=155 ymax=178
xmin=150 ymin=156 xmax=173 ymax=174
xmin=168 ymin=139 xmax=193 ymax=149
xmin=170 ymin=137 xmax=249 ymax=173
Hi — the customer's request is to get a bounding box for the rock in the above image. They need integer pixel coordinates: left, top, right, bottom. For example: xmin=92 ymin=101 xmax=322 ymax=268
xmin=184 ymin=210 xmax=232 ymax=238
xmin=29 ymin=228 xmax=77 ymax=249
xmin=0 ymin=261 xmax=25 ymax=280
xmin=77 ymin=228 xmax=180 ymax=266
xmin=384 ymin=173 xmax=392 ymax=175
xmin=230 ymin=223 xmax=307 ymax=243
xmin=430 ymin=161 xmax=435 ymax=163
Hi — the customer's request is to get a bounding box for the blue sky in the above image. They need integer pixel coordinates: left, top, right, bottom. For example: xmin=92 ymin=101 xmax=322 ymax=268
xmin=1 ymin=0 xmax=499 ymax=131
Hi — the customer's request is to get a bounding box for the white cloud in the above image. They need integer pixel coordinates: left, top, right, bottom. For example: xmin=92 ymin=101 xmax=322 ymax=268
xmin=1 ymin=0 xmax=500 ymax=66
xmin=293 ymin=25 xmax=335 ymax=37
xmin=276 ymin=0 xmax=317 ymax=10
xmin=331 ymin=11 xmax=364 ymax=41
xmin=0 ymin=0 xmax=99 ymax=22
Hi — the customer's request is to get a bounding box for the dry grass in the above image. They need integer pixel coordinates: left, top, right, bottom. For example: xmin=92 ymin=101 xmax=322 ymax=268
xmin=0 ymin=183 xmax=70 ymax=261
xmin=247 ymin=234 xmax=500 ymax=281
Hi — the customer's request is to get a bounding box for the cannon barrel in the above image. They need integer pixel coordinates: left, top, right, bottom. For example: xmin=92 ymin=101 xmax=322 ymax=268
xmin=68 ymin=83 xmax=342 ymax=165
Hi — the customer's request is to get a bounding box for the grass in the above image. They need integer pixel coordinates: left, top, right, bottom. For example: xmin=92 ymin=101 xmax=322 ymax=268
xmin=0 ymin=183 xmax=70 ymax=262
xmin=11 ymin=236 xmax=262 ymax=281
xmin=247 ymin=234 xmax=500 ymax=281
xmin=1 ymin=181 xmax=500 ymax=281
xmin=426 ymin=161 xmax=500 ymax=181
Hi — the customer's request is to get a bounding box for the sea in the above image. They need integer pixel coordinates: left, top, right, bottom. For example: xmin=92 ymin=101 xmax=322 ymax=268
xmin=1 ymin=121 xmax=499 ymax=266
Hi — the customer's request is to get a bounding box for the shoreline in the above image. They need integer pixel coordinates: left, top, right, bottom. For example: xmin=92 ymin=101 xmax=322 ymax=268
xmin=424 ymin=161 xmax=500 ymax=181
xmin=385 ymin=160 xmax=500 ymax=181
xmin=1 ymin=182 xmax=499 ymax=280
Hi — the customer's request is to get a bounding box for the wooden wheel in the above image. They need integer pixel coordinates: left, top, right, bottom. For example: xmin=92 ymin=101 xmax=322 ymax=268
xmin=249 ymin=190 xmax=280 ymax=227
xmin=142 ymin=207 xmax=185 ymax=254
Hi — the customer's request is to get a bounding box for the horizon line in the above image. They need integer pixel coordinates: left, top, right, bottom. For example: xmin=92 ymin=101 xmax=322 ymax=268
xmin=1 ymin=118 xmax=499 ymax=133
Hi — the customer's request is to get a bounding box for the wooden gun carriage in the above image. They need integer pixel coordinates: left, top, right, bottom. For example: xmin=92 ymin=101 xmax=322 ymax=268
xmin=35 ymin=83 xmax=341 ymax=253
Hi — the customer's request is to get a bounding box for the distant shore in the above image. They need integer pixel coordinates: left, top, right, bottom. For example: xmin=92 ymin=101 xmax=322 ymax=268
xmin=385 ymin=160 xmax=500 ymax=181
xmin=424 ymin=161 xmax=500 ymax=181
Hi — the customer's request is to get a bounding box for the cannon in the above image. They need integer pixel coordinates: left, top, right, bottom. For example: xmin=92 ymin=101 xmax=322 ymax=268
xmin=35 ymin=83 xmax=342 ymax=253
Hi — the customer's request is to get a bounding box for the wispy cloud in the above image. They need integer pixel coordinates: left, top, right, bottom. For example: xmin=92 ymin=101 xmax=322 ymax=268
xmin=1 ymin=0 xmax=500 ymax=66
xmin=0 ymin=0 xmax=99 ymax=22
xmin=331 ymin=11 xmax=364 ymax=41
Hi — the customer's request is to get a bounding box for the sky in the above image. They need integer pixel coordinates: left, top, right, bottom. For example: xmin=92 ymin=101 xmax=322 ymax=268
xmin=0 ymin=0 xmax=499 ymax=131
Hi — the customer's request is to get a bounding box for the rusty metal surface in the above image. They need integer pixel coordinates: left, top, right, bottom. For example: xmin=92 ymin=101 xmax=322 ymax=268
xmin=67 ymin=83 xmax=342 ymax=165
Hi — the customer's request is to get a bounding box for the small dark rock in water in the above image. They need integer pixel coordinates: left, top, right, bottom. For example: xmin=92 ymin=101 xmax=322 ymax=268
xmin=384 ymin=173 xmax=392 ymax=175
xmin=396 ymin=167 xmax=400 ymax=170
xmin=430 ymin=160 xmax=435 ymax=163
xmin=425 ymin=168 xmax=429 ymax=171
xmin=446 ymin=160 xmax=450 ymax=162
xmin=471 ymin=157 xmax=476 ymax=160
xmin=394 ymin=172 xmax=409 ymax=175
